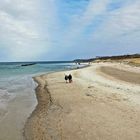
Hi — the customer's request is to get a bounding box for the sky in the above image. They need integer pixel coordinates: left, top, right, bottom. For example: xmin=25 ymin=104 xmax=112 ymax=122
xmin=0 ymin=0 xmax=140 ymax=61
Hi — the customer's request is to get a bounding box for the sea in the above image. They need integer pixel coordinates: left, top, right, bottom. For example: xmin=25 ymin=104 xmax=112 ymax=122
xmin=0 ymin=61 xmax=81 ymax=140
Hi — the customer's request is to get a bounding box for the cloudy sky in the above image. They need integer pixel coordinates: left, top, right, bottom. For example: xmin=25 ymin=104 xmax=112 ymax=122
xmin=0 ymin=0 xmax=140 ymax=61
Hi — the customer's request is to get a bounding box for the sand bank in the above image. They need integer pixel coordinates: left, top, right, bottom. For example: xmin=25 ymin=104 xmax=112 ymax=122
xmin=100 ymin=66 xmax=140 ymax=85
xmin=24 ymin=63 xmax=140 ymax=140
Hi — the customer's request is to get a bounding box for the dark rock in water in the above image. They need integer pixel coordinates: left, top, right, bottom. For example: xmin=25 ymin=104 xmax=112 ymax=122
xmin=21 ymin=63 xmax=36 ymax=67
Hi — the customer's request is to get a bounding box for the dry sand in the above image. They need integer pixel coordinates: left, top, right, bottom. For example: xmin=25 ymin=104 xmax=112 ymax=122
xmin=24 ymin=63 xmax=140 ymax=140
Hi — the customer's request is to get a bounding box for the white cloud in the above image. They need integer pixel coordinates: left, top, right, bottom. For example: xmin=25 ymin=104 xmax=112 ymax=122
xmin=0 ymin=0 xmax=140 ymax=61
xmin=0 ymin=0 xmax=50 ymax=61
xmin=55 ymin=0 xmax=140 ymax=59
xmin=60 ymin=0 xmax=110 ymax=47
xmin=0 ymin=11 xmax=39 ymax=39
xmin=91 ymin=0 xmax=140 ymax=40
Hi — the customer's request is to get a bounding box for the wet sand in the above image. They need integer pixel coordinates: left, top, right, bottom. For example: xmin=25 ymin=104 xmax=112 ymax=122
xmin=24 ymin=76 xmax=53 ymax=140
xmin=24 ymin=63 xmax=140 ymax=140
xmin=0 ymin=94 xmax=37 ymax=140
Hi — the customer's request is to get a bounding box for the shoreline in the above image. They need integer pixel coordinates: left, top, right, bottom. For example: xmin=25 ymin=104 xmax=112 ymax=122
xmin=24 ymin=62 xmax=140 ymax=140
xmin=24 ymin=75 xmax=52 ymax=140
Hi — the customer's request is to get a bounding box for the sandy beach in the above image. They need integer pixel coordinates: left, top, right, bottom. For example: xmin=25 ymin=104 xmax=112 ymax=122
xmin=24 ymin=62 xmax=140 ymax=140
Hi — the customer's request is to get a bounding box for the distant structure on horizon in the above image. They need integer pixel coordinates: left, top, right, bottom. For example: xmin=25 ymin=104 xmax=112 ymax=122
xmin=73 ymin=53 xmax=140 ymax=63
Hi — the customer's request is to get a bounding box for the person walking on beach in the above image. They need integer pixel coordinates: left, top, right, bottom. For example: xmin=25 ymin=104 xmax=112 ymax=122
xmin=68 ymin=74 xmax=72 ymax=83
xmin=65 ymin=75 xmax=68 ymax=83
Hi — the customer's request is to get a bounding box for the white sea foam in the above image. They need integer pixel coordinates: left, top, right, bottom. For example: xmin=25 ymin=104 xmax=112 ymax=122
xmin=0 ymin=89 xmax=13 ymax=106
xmin=0 ymin=89 xmax=12 ymax=120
